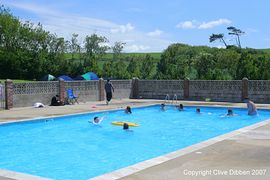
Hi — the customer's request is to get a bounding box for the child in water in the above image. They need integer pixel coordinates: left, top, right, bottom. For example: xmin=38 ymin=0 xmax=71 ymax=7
xmin=123 ymin=123 xmax=133 ymax=132
xmin=177 ymin=104 xmax=184 ymax=111
xmin=89 ymin=116 xmax=104 ymax=125
xmin=160 ymin=103 xmax=166 ymax=111
xmin=196 ymin=107 xmax=201 ymax=113
xmin=125 ymin=106 xmax=132 ymax=114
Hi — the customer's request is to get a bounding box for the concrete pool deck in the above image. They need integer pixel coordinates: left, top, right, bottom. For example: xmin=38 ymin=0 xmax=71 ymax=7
xmin=0 ymin=99 xmax=270 ymax=180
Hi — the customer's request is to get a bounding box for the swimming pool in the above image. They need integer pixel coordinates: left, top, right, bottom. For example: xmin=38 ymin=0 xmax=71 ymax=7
xmin=0 ymin=105 xmax=269 ymax=179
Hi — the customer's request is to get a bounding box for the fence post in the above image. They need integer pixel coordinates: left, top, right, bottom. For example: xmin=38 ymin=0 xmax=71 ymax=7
xmin=59 ymin=79 xmax=65 ymax=104
xmin=130 ymin=77 xmax=139 ymax=99
xmin=242 ymin=77 xmax=248 ymax=100
xmin=98 ymin=78 xmax=105 ymax=101
xmin=5 ymin=79 xmax=13 ymax=110
xmin=184 ymin=79 xmax=189 ymax=99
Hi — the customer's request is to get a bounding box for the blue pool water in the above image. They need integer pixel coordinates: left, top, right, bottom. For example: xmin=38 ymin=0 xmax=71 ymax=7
xmin=0 ymin=105 xmax=269 ymax=180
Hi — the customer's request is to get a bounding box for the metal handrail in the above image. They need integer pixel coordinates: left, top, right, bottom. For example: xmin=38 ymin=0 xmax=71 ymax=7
xmin=164 ymin=94 xmax=170 ymax=104
xmin=172 ymin=94 xmax=178 ymax=105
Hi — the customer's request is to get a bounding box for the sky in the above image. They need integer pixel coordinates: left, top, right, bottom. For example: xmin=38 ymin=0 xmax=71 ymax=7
xmin=1 ymin=0 xmax=270 ymax=52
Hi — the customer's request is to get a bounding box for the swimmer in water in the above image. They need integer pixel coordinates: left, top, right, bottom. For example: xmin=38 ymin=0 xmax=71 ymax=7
xmin=89 ymin=116 xmax=104 ymax=125
xmin=125 ymin=106 xmax=132 ymax=114
xmin=160 ymin=103 xmax=166 ymax=111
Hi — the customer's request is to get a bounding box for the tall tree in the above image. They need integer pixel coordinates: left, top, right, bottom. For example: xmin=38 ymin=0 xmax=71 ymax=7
xmin=69 ymin=33 xmax=81 ymax=60
xmin=83 ymin=33 xmax=109 ymax=74
xmin=140 ymin=54 xmax=155 ymax=79
xmin=227 ymin=26 xmax=245 ymax=48
xmin=209 ymin=33 xmax=228 ymax=48
xmin=112 ymin=41 xmax=126 ymax=60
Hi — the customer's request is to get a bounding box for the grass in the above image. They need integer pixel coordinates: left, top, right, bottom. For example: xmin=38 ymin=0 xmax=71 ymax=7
xmin=64 ymin=52 xmax=162 ymax=60
xmin=0 ymin=79 xmax=33 ymax=83
xmin=260 ymin=48 xmax=270 ymax=53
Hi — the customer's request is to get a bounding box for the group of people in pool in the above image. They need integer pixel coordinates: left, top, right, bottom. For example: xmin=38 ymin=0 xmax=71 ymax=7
xmin=89 ymin=106 xmax=133 ymax=130
xmin=160 ymin=98 xmax=258 ymax=116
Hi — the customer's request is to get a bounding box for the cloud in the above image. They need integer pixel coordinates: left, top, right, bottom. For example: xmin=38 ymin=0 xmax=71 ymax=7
xmin=5 ymin=1 xmax=171 ymax=52
xmin=110 ymin=23 xmax=135 ymax=33
xmin=176 ymin=21 xmax=196 ymax=29
xmin=198 ymin=19 xmax=231 ymax=29
xmin=147 ymin=29 xmax=163 ymax=37
xmin=125 ymin=45 xmax=150 ymax=52
xmin=177 ymin=18 xmax=232 ymax=29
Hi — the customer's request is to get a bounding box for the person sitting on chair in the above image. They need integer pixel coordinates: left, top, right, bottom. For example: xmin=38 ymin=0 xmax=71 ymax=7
xmin=50 ymin=95 xmax=61 ymax=106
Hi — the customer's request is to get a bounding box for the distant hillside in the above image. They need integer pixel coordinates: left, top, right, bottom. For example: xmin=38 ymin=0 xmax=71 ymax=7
xmin=259 ymin=48 xmax=270 ymax=53
xmin=65 ymin=52 xmax=161 ymax=60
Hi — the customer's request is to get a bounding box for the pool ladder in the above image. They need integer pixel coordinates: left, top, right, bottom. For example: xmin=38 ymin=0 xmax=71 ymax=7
xmin=172 ymin=94 xmax=178 ymax=105
xmin=164 ymin=94 xmax=170 ymax=104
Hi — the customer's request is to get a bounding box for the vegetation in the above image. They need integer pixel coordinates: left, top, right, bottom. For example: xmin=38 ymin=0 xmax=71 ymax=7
xmin=157 ymin=44 xmax=270 ymax=80
xmin=209 ymin=26 xmax=244 ymax=48
xmin=1 ymin=5 xmax=270 ymax=81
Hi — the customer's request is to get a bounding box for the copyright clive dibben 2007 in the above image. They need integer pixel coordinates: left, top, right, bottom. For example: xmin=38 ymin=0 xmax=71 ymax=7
xmin=183 ymin=169 xmax=267 ymax=176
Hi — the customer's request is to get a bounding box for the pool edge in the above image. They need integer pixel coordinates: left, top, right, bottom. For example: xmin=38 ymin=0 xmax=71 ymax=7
xmin=0 ymin=169 xmax=52 ymax=180
xmin=90 ymin=119 xmax=270 ymax=180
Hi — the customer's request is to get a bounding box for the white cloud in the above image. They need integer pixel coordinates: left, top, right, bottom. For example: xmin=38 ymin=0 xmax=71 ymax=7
xmin=5 ymin=1 xmax=171 ymax=52
xmin=110 ymin=23 xmax=135 ymax=33
xmin=176 ymin=21 xmax=196 ymax=29
xmin=198 ymin=19 xmax=231 ymax=29
xmin=177 ymin=19 xmax=231 ymax=30
xmin=147 ymin=29 xmax=163 ymax=37
xmin=125 ymin=45 xmax=150 ymax=52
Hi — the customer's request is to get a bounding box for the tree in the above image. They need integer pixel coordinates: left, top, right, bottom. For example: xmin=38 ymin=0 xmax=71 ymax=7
xmin=209 ymin=33 xmax=228 ymax=48
xmin=140 ymin=54 xmax=155 ymax=79
xmin=127 ymin=57 xmax=141 ymax=78
xmin=227 ymin=26 xmax=245 ymax=48
xmin=84 ymin=33 xmax=109 ymax=61
xmin=102 ymin=60 xmax=114 ymax=78
xmin=83 ymin=34 xmax=109 ymax=75
xmin=112 ymin=41 xmax=126 ymax=60
xmin=112 ymin=61 xmax=128 ymax=79
xmin=69 ymin=33 xmax=81 ymax=60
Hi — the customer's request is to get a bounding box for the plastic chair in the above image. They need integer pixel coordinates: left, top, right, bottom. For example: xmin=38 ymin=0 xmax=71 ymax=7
xmin=66 ymin=89 xmax=79 ymax=104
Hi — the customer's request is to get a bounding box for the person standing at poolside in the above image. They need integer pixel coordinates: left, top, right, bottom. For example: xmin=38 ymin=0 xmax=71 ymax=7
xmin=0 ymin=81 xmax=3 ymax=100
xmin=245 ymin=98 xmax=257 ymax=115
xmin=105 ymin=79 xmax=114 ymax=105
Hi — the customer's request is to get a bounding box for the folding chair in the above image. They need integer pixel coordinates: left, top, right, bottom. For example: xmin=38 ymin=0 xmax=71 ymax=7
xmin=66 ymin=88 xmax=79 ymax=104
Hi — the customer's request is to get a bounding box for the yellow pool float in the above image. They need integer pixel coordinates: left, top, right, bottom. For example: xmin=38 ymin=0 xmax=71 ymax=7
xmin=111 ymin=121 xmax=140 ymax=127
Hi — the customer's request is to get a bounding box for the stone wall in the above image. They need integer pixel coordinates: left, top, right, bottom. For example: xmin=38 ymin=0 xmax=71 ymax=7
xmin=5 ymin=79 xmax=270 ymax=108
xmin=13 ymin=81 xmax=59 ymax=107
xmin=111 ymin=80 xmax=132 ymax=99
xmin=189 ymin=80 xmax=242 ymax=102
xmin=11 ymin=80 xmax=132 ymax=107
xmin=65 ymin=81 xmax=99 ymax=102
xmin=248 ymin=80 xmax=270 ymax=103
xmin=138 ymin=80 xmax=184 ymax=100
xmin=0 ymin=82 xmax=5 ymax=109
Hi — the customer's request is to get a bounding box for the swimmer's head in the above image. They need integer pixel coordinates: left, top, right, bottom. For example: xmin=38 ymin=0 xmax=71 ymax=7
xmin=126 ymin=106 xmax=132 ymax=113
xmin=123 ymin=123 xmax=129 ymax=130
xmin=227 ymin=109 xmax=233 ymax=115
xmin=196 ymin=107 xmax=200 ymax=113
xmin=179 ymin=104 xmax=183 ymax=109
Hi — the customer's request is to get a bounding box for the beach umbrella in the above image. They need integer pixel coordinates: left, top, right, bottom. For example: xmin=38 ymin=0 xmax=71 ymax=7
xmin=57 ymin=75 xmax=73 ymax=81
xmin=82 ymin=72 xmax=99 ymax=80
xmin=40 ymin=74 xmax=55 ymax=81
xmin=73 ymin=75 xmax=86 ymax=80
